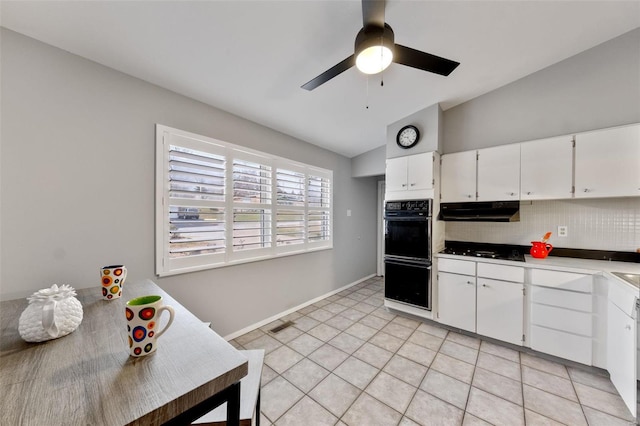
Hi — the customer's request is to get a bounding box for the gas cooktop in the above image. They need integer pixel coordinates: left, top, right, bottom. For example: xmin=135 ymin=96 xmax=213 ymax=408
xmin=441 ymin=245 xmax=525 ymax=262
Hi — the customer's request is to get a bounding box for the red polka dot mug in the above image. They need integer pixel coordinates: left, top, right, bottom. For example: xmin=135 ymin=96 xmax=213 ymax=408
xmin=125 ymin=295 xmax=175 ymax=357
xmin=100 ymin=265 xmax=127 ymax=300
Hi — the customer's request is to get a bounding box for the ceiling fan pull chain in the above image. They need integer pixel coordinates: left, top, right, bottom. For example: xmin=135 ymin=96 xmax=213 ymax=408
xmin=365 ymin=76 xmax=370 ymax=109
xmin=380 ymin=34 xmax=385 ymax=87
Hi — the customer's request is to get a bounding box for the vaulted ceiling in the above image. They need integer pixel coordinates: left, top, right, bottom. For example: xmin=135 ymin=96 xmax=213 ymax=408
xmin=2 ymin=1 xmax=639 ymax=157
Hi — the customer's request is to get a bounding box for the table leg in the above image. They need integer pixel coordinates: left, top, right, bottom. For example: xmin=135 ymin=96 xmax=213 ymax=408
xmin=225 ymin=381 xmax=241 ymax=426
xmin=162 ymin=380 xmax=242 ymax=425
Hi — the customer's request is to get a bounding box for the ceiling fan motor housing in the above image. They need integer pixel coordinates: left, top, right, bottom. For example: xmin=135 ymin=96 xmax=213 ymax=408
xmin=355 ymin=23 xmax=395 ymax=57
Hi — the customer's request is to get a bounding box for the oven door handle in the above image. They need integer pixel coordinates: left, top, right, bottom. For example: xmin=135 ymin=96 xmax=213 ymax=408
xmin=384 ymin=257 xmax=432 ymax=268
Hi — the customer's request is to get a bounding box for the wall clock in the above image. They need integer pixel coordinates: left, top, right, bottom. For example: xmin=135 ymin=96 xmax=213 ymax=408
xmin=396 ymin=125 xmax=420 ymax=149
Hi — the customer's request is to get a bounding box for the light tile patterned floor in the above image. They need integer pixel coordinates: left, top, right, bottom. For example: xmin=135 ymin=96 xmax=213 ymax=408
xmin=230 ymin=277 xmax=638 ymax=426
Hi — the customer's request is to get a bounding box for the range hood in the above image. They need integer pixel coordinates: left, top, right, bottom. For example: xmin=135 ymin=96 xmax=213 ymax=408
xmin=438 ymin=201 xmax=520 ymax=222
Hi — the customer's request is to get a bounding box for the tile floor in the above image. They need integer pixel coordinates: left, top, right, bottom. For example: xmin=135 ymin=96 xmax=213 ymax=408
xmin=229 ymin=276 xmax=638 ymax=426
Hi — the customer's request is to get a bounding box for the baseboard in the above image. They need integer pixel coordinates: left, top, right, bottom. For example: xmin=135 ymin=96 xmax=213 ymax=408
xmin=223 ymin=274 xmax=377 ymax=341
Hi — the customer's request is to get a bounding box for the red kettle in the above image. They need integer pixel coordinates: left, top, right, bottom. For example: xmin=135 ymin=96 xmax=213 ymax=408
xmin=530 ymin=241 xmax=553 ymax=259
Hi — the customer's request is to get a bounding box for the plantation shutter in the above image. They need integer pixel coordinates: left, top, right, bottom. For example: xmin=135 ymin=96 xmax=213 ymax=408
xmin=232 ymin=156 xmax=273 ymax=253
xmin=276 ymin=167 xmax=305 ymax=248
xmin=307 ymin=173 xmax=331 ymax=243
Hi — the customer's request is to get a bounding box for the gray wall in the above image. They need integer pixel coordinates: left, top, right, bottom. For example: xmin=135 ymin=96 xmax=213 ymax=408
xmin=443 ymin=28 xmax=640 ymax=154
xmin=0 ymin=29 xmax=378 ymax=336
xmin=387 ymin=103 xmax=443 ymax=158
xmin=351 ymin=145 xmax=385 ymax=177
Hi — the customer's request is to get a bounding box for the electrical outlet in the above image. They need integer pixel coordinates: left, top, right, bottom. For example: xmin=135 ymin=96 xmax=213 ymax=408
xmin=558 ymin=226 xmax=568 ymax=237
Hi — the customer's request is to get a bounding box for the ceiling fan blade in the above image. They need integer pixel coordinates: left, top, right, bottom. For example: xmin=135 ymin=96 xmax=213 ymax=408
xmin=301 ymin=55 xmax=355 ymax=91
xmin=362 ymin=0 xmax=385 ymax=28
xmin=393 ymin=44 xmax=460 ymax=76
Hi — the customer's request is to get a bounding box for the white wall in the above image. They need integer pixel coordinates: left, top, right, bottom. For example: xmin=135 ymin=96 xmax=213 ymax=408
xmin=443 ymin=28 xmax=640 ymax=154
xmin=0 ymin=29 xmax=379 ymax=336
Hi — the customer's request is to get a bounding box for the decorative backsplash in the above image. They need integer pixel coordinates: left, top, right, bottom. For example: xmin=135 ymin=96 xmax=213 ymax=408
xmin=444 ymin=197 xmax=640 ymax=252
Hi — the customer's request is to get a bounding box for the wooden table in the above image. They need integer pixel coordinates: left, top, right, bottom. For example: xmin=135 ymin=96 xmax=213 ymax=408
xmin=0 ymin=279 xmax=248 ymax=425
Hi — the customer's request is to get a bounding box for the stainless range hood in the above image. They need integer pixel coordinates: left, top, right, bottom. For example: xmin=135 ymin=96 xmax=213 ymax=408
xmin=438 ymin=201 xmax=520 ymax=222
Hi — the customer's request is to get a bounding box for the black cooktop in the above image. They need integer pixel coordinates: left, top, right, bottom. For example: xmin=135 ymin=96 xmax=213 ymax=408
xmin=441 ymin=242 xmax=525 ymax=262
xmin=441 ymin=240 xmax=639 ymax=263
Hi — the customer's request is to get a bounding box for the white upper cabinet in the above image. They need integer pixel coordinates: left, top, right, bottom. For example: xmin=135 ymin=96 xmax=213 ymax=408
xmin=477 ymin=144 xmax=520 ymax=201
xmin=386 ymin=156 xmax=410 ymax=193
xmin=575 ymin=123 xmax=640 ymax=198
xmin=440 ymin=150 xmax=476 ymax=202
xmin=520 ymin=135 xmax=574 ymax=200
xmin=385 ymin=152 xmax=434 ymax=194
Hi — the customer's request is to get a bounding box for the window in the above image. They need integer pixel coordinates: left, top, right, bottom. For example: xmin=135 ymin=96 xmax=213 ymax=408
xmin=156 ymin=125 xmax=333 ymax=276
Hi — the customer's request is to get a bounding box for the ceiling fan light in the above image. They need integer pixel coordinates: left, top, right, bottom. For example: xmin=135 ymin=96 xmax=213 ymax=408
xmin=354 ymin=23 xmax=395 ymax=75
xmin=356 ymin=45 xmax=393 ymax=74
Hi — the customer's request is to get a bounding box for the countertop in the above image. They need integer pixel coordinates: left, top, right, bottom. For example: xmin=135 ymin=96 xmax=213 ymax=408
xmin=436 ymin=252 xmax=640 ymax=292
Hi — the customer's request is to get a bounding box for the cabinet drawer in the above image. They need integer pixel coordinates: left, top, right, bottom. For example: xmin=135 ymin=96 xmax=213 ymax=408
xmin=438 ymin=258 xmax=475 ymax=276
xmin=530 ymin=325 xmax=592 ymax=365
xmin=530 ymin=269 xmax=592 ymax=292
xmin=477 ymin=263 xmax=524 ymax=283
xmin=531 ymin=303 xmax=592 ymax=336
xmin=531 ymin=287 xmax=592 ymax=312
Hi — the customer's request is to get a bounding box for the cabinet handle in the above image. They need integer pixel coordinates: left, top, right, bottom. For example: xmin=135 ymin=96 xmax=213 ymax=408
xmin=526 ymin=191 xmax=532 ymax=195
xmin=401 ymin=184 xmax=407 ymax=187
xmin=583 ymin=188 xmax=591 ymax=193
xmin=410 ymin=183 xmax=416 ymax=187
xmin=507 ymin=192 xmax=515 ymax=196
xmin=482 ymin=284 xmax=489 ymax=287
xmin=467 ymin=194 xmax=473 ymax=198
xmin=625 ymin=324 xmax=632 ymax=330
xmin=466 ymin=281 xmax=474 ymax=285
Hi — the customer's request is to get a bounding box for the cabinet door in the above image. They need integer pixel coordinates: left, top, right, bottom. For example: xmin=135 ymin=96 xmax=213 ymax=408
xmin=607 ymin=300 xmax=637 ymax=418
xmin=438 ymin=272 xmax=476 ymax=332
xmin=407 ymin=152 xmax=433 ymax=191
xmin=477 ymin=144 xmax=520 ymax=201
xmin=385 ymin=157 xmax=408 ymax=192
xmin=477 ymin=278 xmax=523 ymax=345
xmin=521 ymin=136 xmax=573 ymax=200
xmin=575 ymin=124 xmax=640 ymax=198
xmin=441 ymin=151 xmax=476 ymax=202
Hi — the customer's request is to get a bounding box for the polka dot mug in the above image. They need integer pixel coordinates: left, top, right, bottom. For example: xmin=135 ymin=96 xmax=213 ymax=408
xmin=100 ymin=265 xmax=127 ymax=300
xmin=125 ymin=295 xmax=175 ymax=357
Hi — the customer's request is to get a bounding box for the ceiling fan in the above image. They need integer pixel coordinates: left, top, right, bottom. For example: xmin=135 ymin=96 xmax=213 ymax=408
xmin=301 ymin=0 xmax=460 ymax=91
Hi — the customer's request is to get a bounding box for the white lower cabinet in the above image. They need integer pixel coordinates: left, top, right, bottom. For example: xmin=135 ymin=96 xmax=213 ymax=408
xmin=438 ymin=271 xmax=476 ymax=332
xmin=606 ymin=276 xmax=638 ymax=419
xmin=529 ymin=269 xmax=593 ymax=365
xmin=477 ymin=278 xmax=524 ymax=345
xmin=607 ymin=300 xmax=636 ymax=418
xmin=476 ymin=263 xmax=524 ymax=346
xmin=437 ymin=258 xmax=524 ymax=344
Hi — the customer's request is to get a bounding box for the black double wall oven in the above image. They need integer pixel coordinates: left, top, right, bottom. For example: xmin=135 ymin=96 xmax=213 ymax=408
xmin=384 ymin=199 xmax=432 ymax=310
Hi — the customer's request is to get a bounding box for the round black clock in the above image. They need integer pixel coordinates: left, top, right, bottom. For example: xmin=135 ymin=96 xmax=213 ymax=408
xmin=396 ymin=125 xmax=420 ymax=149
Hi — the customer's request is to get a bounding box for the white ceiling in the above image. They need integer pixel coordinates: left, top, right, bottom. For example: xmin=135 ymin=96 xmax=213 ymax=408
xmin=2 ymin=1 xmax=639 ymax=158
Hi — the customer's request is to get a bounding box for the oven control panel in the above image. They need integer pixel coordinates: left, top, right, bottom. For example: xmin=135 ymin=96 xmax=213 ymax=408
xmin=385 ymin=199 xmax=432 ymax=215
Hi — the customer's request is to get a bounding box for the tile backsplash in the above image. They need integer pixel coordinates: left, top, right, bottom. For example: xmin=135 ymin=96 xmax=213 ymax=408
xmin=444 ymin=197 xmax=640 ymax=252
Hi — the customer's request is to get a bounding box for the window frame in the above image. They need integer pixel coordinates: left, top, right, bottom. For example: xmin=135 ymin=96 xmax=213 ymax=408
xmin=156 ymin=124 xmax=333 ymax=277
